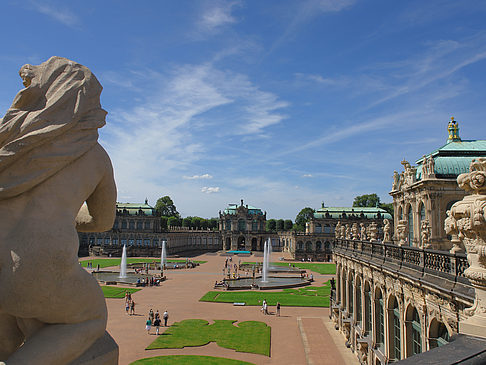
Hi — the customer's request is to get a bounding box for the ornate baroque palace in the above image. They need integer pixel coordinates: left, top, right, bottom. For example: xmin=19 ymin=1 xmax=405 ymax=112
xmin=331 ymin=119 xmax=486 ymax=364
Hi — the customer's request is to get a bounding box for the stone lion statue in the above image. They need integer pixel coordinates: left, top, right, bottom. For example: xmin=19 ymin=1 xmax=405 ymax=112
xmin=0 ymin=57 xmax=117 ymax=364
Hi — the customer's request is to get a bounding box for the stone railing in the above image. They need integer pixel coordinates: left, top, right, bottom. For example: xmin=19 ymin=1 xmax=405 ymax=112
xmin=333 ymin=239 xmax=469 ymax=280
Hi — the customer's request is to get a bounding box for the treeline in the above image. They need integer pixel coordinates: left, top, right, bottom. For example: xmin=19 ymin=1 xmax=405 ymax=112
xmin=265 ymin=219 xmax=294 ymax=232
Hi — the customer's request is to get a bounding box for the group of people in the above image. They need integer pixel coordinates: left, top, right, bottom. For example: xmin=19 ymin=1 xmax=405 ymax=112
xmin=124 ymin=291 xmax=136 ymax=315
xmin=261 ymin=299 xmax=281 ymax=316
xmin=136 ymin=276 xmax=160 ymax=287
xmin=145 ymin=308 xmax=169 ymax=335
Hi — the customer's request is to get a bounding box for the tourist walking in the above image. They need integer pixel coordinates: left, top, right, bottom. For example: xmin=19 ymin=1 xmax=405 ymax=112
xmin=130 ymin=301 xmax=136 ymax=315
xmin=125 ymin=301 xmax=129 ymax=315
xmin=155 ymin=310 xmax=160 ymax=320
xmin=149 ymin=309 xmax=154 ymax=322
xmin=163 ymin=310 xmax=169 ymax=326
xmin=146 ymin=317 xmax=152 ymax=334
xmin=276 ymin=302 xmax=281 ymax=316
xmin=154 ymin=317 xmax=161 ymax=335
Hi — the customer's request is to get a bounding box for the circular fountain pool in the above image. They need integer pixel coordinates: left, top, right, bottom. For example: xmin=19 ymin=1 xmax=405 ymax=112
xmin=92 ymin=271 xmax=154 ymax=285
xmin=224 ymin=276 xmax=310 ymax=290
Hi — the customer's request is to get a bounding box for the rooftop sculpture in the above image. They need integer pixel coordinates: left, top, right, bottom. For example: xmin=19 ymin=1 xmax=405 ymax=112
xmin=0 ymin=57 xmax=118 ymax=364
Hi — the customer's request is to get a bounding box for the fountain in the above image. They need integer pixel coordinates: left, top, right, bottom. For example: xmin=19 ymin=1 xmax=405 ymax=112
xmin=262 ymin=239 xmax=270 ymax=282
xmin=160 ymin=239 xmax=167 ymax=271
xmin=119 ymin=244 xmax=127 ymax=278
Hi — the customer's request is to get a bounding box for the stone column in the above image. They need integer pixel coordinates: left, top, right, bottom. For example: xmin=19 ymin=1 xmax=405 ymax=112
xmin=445 ymin=158 xmax=486 ymax=337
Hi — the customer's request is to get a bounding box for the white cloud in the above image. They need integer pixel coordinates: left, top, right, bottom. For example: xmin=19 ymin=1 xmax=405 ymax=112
xmin=196 ymin=1 xmax=240 ymax=36
xmin=201 ymin=186 xmax=220 ymax=193
xmin=29 ymin=1 xmax=79 ymax=27
xmin=302 ymin=174 xmax=313 ymax=178
xmin=184 ymin=174 xmax=213 ymax=180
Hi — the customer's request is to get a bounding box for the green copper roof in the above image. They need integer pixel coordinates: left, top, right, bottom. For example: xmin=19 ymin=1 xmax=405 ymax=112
xmin=415 ymin=139 xmax=486 ymax=180
xmin=223 ymin=203 xmax=263 ymax=215
xmin=314 ymin=207 xmax=392 ymax=220
xmin=116 ymin=202 xmax=154 ymax=216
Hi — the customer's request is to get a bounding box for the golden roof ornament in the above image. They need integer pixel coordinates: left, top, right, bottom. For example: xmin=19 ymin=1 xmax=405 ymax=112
xmin=447 ymin=116 xmax=461 ymax=143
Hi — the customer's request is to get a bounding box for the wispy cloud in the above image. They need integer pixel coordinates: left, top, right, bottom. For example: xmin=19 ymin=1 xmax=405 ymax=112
xmin=184 ymin=174 xmax=213 ymax=180
xmin=302 ymin=174 xmax=313 ymax=178
xmin=196 ymin=0 xmax=240 ymax=36
xmin=201 ymin=186 xmax=220 ymax=193
xmin=29 ymin=1 xmax=79 ymax=28
xmin=269 ymin=0 xmax=355 ymax=53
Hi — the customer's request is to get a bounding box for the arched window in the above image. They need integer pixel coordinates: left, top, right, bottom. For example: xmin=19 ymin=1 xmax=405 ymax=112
xmin=407 ymin=205 xmax=413 ymax=245
xmin=406 ymin=306 xmax=422 ymax=356
xmin=316 ymin=241 xmax=322 ymax=251
xmin=252 ymin=220 xmax=258 ymax=231
xmin=342 ymin=271 xmax=347 ymax=308
xmin=305 ymin=241 xmax=313 ymax=252
xmin=129 ymin=220 xmax=135 ymax=230
xmin=324 ymin=224 xmax=331 ymax=233
xmin=337 ymin=268 xmax=341 ymax=303
xmin=429 ymin=319 xmax=449 ymax=349
xmin=364 ymin=282 xmax=372 ymax=335
xmin=375 ymin=289 xmax=384 ymax=347
xmin=356 ymin=277 xmax=362 ymax=325
xmin=348 ymin=273 xmax=354 ymax=315
xmin=398 ymin=206 xmax=403 ymax=220
xmin=389 ymin=296 xmax=401 ymax=360
xmin=238 ymin=219 xmax=246 ymax=232
xmin=315 ymin=223 xmax=322 ymax=233
xmin=121 ymin=220 xmax=127 ymax=229
xmin=297 ymin=241 xmax=304 ymax=251
xmin=225 ymin=220 xmax=231 ymax=231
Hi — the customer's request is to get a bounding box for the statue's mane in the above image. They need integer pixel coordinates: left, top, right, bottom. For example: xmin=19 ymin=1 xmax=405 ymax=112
xmin=0 ymin=56 xmax=107 ymax=199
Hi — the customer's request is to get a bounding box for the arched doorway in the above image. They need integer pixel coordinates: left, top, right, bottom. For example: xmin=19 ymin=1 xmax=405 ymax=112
xmin=251 ymin=237 xmax=257 ymax=251
xmin=225 ymin=237 xmax=231 ymax=251
xmin=237 ymin=236 xmax=246 ymax=250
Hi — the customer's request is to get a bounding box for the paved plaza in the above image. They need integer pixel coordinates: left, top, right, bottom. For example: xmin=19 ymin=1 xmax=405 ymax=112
xmin=87 ymin=253 xmax=358 ymax=365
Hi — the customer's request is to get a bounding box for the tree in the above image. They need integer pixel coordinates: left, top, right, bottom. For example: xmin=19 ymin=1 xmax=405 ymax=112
xmin=266 ymin=219 xmax=277 ymax=232
xmin=353 ymin=193 xmax=380 ymax=208
xmin=294 ymin=207 xmax=315 ymax=231
xmin=160 ymin=216 xmax=168 ymax=231
xmin=276 ymin=219 xmax=285 ymax=231
xmin=379 ymin=202 xmax=394 ymax=217
xmin=208 ymin=218 xmax=219 ymax=230
xmin=182 ymin=217 xmax=192 ymax=228
xmin=191 ymin=216 xmax=202 ymax=229
xmin=155 ymin=196 xmax=179 ymax=217
xmin=167 ymin=216 xmax=181 ymax=227
xmin=284 ymin=219 xmax=293 ymax=230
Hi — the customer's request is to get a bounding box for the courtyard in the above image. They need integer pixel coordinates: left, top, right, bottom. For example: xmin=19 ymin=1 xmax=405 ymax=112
xmin=82 ymin=253 xmax=357 ymax=365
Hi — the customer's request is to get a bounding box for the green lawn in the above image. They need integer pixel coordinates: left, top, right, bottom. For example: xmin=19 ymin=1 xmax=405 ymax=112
xmin=200 ymin=281 xmax=330 ymax=307
xmin=101 ymin=286 xmax=141 ymax=298
xmin=146 ymin=319 xmax=270 ymax=356
xmin=130 ymin=355 xmax=256 ymax=365
xmin=242 ymin=262 xmax=336 ymax=275
xmin=80 ymin=258 xmax=206 ymax=268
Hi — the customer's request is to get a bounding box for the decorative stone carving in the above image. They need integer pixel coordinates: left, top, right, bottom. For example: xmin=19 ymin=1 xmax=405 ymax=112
xmin=360 ymin=223 xmax=367 ymax=241
xmin=420 ymin=219 xmax=431 ymax=249
xmin=351 ymin=223 xmax=359 ymax=240
xmin=358 ymin=341 xmax=368 ymax=363
xmin=369 ymin=222 xmax=378 ymax=241
xmin=392 ymin=170 xmax=400 ymax=191
xmin=345 ymin=224 xmax=351 ymax=240
xmin=0 ymin=57 xmax=118 ymax=363
xmin=383 ymin=219 xmax=391 ymax=242
xmin=397 ymin=219 xmax=408 ymax=246
xmin=335 ymin=221 xmax=342 ymax=239
xmin=400 ymin=159 xmax=417 ymax=189
xmin=446 ymin=157 xmax=486 ymax=337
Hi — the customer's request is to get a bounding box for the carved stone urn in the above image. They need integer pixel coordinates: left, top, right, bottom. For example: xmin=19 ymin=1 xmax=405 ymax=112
xmin=446 ymin=158 xmax=486 ymax=337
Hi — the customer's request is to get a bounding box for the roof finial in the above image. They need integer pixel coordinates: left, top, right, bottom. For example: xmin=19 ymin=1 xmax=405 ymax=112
xmin=447 ymin=117 xmax=461 ymax=143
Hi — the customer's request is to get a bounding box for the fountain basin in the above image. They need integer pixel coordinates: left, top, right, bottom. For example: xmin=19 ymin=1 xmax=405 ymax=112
xmin=92 ymin=271 xmax=156 ymax=286
xmin=224 ymin=276 xmax=311 ymax=290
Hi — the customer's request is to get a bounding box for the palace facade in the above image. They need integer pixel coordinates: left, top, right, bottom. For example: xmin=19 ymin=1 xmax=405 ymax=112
xmin=331 ymin=120 xmax=486 ymax=364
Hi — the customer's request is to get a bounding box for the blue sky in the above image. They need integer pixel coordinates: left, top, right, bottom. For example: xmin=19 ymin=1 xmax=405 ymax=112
xmin=1 ymin=1 xmax=486 ymax=220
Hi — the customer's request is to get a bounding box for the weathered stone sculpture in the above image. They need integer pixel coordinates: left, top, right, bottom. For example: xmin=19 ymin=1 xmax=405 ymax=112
xmin=351 ymin=223 xmax=359 ymax=240
xmin=397 ymin=219 xmax=408 ymax=246
xmin=345 ymin=224 xmax=351 ymax=240
xmin=0 ymin=57 xmax=118 ymax=364
xmin=383 ymin=219 xmax=391 ymax=242
xmin=335 ymin=221 xmax=342 ymax=239
xmin=445 ymin=157 xmax=486 ymax=337
xmin=360 ymin=223 xmax=367 ymax=241
xmin=369 ymin=222 xmax=378 ymax=241
xmin=420 ymin=219 xmax=431 ymax=249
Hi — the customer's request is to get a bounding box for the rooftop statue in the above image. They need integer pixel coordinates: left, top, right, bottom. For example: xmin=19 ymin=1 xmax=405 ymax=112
xmin=0 ymin=57 xmax=117 ymax=364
